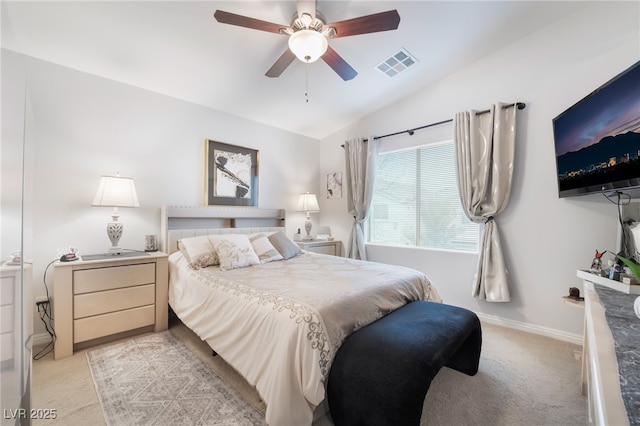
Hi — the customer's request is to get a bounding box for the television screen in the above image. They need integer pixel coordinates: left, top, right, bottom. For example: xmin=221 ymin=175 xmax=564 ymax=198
xmin=553 ymin=60 xmax=640 ymax=198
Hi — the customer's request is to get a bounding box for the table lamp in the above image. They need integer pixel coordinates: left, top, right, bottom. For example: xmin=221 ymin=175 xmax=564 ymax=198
xmin=297 ymin=192 xmax=319 ymax=240
xmin=92 ymin=173 xmax=139 ymax=254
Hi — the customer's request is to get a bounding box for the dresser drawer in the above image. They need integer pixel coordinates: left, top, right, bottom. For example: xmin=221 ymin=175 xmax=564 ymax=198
xmin=73 ymin=263 xmax=155 ymax=294
xmin=74 ymin=304 xmax=155 ymax=343
xmin=295 ymin=240 xmax=341 ymax=256
xmin=0 ymin=276 xmax=15 ymax=305
xmin=0 ymin=305 xmax=14 ymax=333
xmin=309 ymin=245 xmax=336 ymax=256
xmin=73 ymin=284 xmax=155 ymax=319
xmin=1 ymin=332 xmax=13 ymax=361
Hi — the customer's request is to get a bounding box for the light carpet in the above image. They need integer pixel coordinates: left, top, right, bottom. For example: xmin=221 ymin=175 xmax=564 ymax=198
xmin=86 ymin=331 xmax=265 ymax=426
xmin=33 ymin=318 xmax=586 ymax=426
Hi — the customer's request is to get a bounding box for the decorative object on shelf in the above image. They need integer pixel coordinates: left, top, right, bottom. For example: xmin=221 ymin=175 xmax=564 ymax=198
xmin=205 ymin=140 xmax=258 ymax=207
xmin=92 ymin=173 xmax=139 ymax=255
xmin=57 ymin=246 xmax=79 ymax=262
xmin=293 ymin=228 xmax=302 ymax=241
xmin=145 ymin=235 xmax=158 ymax=252
xmin=615 ymin=254 xmax=640 ymax=281
xmin=590 ymin=249 xmax=605 ymax=273
xmin=7 ymin=251 xmax=22 ymax=265
xmin=609 ymin=263 xmax=622 ymax=281
xmin=565 ymin=287 xmax=584 ymax=301
xmin=327 ymin=172 xmax=342 ymax=199
xmin=297 ymin=192 xmax=320 ymax=240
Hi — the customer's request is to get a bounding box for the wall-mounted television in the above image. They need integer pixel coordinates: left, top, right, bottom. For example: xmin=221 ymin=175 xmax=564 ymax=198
xmin=553 ymin=60 xmax=640 ymax=198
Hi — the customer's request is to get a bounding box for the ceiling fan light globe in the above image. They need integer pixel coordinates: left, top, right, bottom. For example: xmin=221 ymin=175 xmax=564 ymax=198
xmin=288 ymin=29 xmax=328 ymax=63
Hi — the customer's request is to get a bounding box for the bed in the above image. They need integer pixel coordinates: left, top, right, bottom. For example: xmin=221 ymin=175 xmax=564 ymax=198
xmin=162 ymin=206 xmax=442 ymax=426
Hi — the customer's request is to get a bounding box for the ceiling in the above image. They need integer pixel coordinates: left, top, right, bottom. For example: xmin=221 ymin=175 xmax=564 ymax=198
xmin=1 ymin=1 xmax=586 ymax=140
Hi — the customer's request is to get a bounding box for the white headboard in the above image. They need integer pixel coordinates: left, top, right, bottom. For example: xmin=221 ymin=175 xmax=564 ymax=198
xmin=166 ymin=227 xmax=284 ymax=255
xmin=161 ymin=205 xmax=286 ymax=254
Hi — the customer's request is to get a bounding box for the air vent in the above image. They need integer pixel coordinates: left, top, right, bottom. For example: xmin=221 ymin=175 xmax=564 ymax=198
xmin=375 ymin=48 xmax=418 ymax=78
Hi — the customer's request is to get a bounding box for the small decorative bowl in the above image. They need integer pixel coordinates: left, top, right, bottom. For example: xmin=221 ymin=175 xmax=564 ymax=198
xmin=327 ymin=237 xmax=335 ymax=241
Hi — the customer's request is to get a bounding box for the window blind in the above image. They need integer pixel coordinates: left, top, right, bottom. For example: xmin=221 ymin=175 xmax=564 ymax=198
xmin=368 ymin=139 xmax=478 ymax=252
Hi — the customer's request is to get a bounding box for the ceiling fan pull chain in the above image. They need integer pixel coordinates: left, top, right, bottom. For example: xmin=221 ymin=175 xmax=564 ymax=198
xmin=305 ymin=63 xmax=309 ymax=103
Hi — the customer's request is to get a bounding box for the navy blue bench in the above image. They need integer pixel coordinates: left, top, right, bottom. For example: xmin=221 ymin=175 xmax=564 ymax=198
xmin=327 ymin=300 xmax=482 ymax=426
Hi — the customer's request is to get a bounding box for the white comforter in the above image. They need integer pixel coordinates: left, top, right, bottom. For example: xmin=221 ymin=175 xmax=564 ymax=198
xmin=168 ymin=251 xmax=441 ymax=426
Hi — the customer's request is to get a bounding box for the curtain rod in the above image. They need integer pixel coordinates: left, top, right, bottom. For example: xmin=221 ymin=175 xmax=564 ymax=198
xmin=342 ymin=102 xmax=525 ymax=146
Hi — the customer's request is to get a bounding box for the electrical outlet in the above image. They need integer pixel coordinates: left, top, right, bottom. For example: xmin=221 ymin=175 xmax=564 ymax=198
xmin=35 ymin=296 xmax=49 ymax=305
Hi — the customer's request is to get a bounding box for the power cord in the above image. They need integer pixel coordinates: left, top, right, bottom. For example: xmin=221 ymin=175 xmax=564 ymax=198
xmin=603 ymin=190 xmax=634 ymax=261
xmin=33 ymin=259 xmax=57 ymax=360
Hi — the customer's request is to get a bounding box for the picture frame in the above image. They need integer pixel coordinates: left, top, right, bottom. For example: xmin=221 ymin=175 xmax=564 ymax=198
xmin=205 ymin=139 xmax=259 ymax=206
xmin=327 ymin=172 xmax=342 ymax=199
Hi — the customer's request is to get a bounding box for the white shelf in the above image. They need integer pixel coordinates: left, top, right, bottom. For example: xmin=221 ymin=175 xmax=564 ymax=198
xmin=577 ymin=269 xmax=640 ymax=294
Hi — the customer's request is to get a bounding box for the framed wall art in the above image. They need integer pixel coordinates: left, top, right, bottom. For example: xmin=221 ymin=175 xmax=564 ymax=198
xmin=205 ymin=140 xmax=259 ymax=206
xmin=327 ymin=172 xmax=342 ymax=199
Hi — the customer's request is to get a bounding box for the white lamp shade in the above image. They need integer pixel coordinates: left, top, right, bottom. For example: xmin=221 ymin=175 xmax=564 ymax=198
xmin=92 ymin=175 xmax=140 ymax=207
xmin=297 ymin=193 xmax=320 ymax=212
xmin=288 ymin=30 xmax=328 ymax=63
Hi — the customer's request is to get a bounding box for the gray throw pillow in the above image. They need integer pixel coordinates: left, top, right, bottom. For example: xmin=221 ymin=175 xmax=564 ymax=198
xmin=268 ymin=231 xmax=302 ymax=260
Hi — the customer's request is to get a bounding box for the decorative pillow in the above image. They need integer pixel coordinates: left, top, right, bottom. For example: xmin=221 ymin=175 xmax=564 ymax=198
xmin=250 ymin=233 xmax=283 ymax=264
xmin=177 ymin=236 xmax=218 ymax=269
xmin=208 ymin=234 xmax=260 ymax=271
xmin=268 ymin=231 xmax=302 ymax=260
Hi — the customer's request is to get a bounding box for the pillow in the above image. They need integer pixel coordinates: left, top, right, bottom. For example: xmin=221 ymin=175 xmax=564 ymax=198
xmin=268 ymin=231 xmax=302 ymax=260
xmin=250 ymin=233 xmax=283 ymax=264
xmin=178 ymin=236 xmax=218 ymax=269
xmin=208 ymin=234 xmax=260 ymax=271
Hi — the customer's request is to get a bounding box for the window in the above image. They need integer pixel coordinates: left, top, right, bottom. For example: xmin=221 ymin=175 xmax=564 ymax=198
xmin=367 ymin=140 xmax=479 ymax=252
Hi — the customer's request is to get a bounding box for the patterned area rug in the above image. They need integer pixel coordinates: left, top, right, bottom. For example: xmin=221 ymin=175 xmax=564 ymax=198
xmin=86 ymin=331 xmax=265 ymax=425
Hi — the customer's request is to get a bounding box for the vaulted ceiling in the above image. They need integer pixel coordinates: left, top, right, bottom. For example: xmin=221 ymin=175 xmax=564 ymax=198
xmin=1 ymin=1 xmax=585 ymax=139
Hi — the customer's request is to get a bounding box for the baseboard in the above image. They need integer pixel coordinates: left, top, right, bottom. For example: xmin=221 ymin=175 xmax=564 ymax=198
xmin=475 ymin=312 xmax=583 ymax=346
xmin=32 ymin=332 xmax=54 ymax=348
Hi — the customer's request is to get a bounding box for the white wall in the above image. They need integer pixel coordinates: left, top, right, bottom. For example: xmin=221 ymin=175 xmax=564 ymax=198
xmin=319 ymin=2 xmax=640 ymax=341
xmin=2 ymin=50 xmax=321 ymax=337
xmin=1 ymin=49 xmax=27 ymax=261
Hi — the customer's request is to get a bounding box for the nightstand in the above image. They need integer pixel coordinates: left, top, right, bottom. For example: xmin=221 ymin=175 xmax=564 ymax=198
xmin=296 ymin=240 xmax=342 ymax=256
xmin=52 ymin=251 xmax=168 ymax=360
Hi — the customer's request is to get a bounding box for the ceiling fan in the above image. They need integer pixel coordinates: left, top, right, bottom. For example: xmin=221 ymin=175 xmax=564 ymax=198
xmin=213 ymin=0 xmax=400 ymax=81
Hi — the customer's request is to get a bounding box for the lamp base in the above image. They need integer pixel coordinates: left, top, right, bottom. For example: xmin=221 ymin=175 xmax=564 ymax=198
xmin=304 ymin=219 xmax=313 ymax=239
xmin=106 ymin=221 xmax=124 ymax=255
xmin=105 ymin=246 xmax=124 ymax=255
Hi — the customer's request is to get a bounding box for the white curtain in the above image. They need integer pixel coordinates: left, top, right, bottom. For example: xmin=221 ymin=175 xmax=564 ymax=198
xmin=454 ymin=103 xmax=517 ymax=302
xmin=344 ymin=137 xmax=378 ymax=260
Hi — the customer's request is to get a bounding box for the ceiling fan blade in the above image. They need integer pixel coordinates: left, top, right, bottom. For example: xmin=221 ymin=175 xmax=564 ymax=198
xmin=214 ymin=10 xmax=286 ymax=34
xmin=322 ymin=46 xmax=357 ymax=81
xmin=296 ymin=0 xmax=316 ymax=20
xmin=265 ymin=49 xmax=296 ymax=78
xmin=327 ymin=10 xmax=400 ymax=38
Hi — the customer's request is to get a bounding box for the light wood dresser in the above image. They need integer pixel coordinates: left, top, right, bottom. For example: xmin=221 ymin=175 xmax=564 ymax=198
xmin=53 ymin=252 xmax=168 ymax=360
